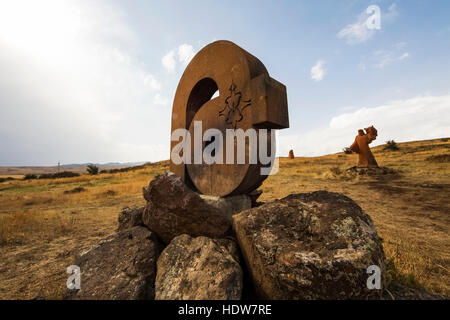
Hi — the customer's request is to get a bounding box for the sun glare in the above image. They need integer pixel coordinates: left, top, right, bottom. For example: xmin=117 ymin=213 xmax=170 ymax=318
xmin=0 ymin=0 xmax=83 ymax=62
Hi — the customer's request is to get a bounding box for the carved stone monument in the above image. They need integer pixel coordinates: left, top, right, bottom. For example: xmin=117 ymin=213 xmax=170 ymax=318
xmin=349 ymin=126 xmax=379 ymax=168
xmin=288 ymin=149 xmax=294 ymax=160
xmin=65 ymin=42 xmax=394 ymax=302
xmin=170 ymin=41 xmax=289 ymax=196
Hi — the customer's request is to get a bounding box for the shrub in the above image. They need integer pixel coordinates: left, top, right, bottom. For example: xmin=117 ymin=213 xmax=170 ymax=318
xmin=343 ymin=147 xmax=352 ymax=154
xmin=86 ymin=164 xmax=99 ymax=175
xmin=24 ymin=174 xmax=38 ymax=180
xmin=329 ymin=166 xmax=342 ymax=175
xmin=384 ymin=140 xmax=399 ymax=151
xmin=64 ymin=187 xmax=86 ymax=194
xmin=99 ymin=163 xmax=151 ymax=174
xmin=104 ymin=190 xmax=117 ymax=196
xmin=38 ymin=171 xmax=79 ymax=179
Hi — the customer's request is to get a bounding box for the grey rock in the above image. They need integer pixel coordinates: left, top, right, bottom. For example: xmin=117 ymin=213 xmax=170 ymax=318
xmin=64 ymin=226 xmax=160 ymax=300
xmin=247 ymin=189 xmax=263 ymax=206
xmin=118 ymin=206 xmax=144 ymax=231
xmin=155 ymin=234 xmax=243 ymax=300
xmin=233 ymin=190 xmax=386 ymax=300
xmin=199 ymin=194 xmax=252 ymax=223
xmin=142 ymin=172 xmax=231 ymax=244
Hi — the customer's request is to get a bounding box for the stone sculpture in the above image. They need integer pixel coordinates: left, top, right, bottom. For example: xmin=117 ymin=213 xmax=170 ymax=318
xmin=289 ymin=149 xmax=294 ymax=160
xmin=170 ymin=40 xmax=289 ymax=196
xmin=349 ymin=126 xmax=379 ymax=168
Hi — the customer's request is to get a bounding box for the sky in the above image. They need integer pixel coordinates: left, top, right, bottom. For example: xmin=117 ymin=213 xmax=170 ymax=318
xmin=0 ymin=0 xmax=449 ymax=165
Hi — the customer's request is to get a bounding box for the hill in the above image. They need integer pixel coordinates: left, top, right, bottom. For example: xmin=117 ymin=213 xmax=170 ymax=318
xmin=0 ymin=139 xmax=448 ymax=299
xmin=0 ymin=162 xmax=148 ymax=176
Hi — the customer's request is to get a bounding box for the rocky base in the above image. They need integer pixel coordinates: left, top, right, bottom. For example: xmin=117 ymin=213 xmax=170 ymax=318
xmin=156 ymin=234 xmax=243 ymax=300
xmin=64 ymin=171 xmax=438 ymax=300
xmin=118 ymin=206 xmax=144 ymax=231
xmin=233 ymin=191 xmax=385 ymax=299
xmin=141 ymin=172 xmax=236 ymax=244
xmin=199 ymin=194 xmax=252 ymax=223
xmin=63 ymin=226 xmax=160 ymax=300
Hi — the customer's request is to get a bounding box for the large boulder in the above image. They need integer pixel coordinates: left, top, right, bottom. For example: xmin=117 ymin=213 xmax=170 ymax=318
xmin=233 ymin=191 xmax=386 ymax=300
xmin=117 ymin=206 xmax=144 ymax=231
xmin=64 ymin=226 xmax=160 ymax=300
xmin=142 ymin=172 xmax=232 ymax=244
xmin=155 ymin=234 xmax=243 ymax=300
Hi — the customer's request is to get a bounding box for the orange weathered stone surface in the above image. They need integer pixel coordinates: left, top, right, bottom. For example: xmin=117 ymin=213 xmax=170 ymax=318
xmin=170 ymin=40 xmax=289 ymax=196
xmin=349 ymin=126 xmax=379 ymax=168
xmin=289 ymin=150 xmax=294 ymax=160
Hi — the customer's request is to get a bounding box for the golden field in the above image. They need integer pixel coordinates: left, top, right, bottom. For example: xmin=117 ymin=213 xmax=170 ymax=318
xmin=0 ymin=138 xmax=449 ymax=299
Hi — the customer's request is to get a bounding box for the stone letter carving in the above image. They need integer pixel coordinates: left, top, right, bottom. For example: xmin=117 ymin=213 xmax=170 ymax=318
xmin=170 ymin=41 xmax=289 ymax=196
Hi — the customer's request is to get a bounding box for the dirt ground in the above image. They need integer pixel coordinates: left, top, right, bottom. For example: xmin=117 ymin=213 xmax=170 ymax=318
xmin=0 ymin=139 xmax=448 ymax=299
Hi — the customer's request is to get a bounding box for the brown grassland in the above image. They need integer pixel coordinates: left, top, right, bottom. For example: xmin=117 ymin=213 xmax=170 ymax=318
xmin=0 ymin=138 xmax=449 ymax=299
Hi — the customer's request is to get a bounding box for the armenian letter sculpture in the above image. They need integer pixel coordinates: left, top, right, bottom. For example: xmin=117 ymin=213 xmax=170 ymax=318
xmin=170 ymin=41 xmax=289 ymax=196
xmin=289 ymin=149 xmax=295 ymax=160
xmin=349 ymin=126 xmax=379 ymax=168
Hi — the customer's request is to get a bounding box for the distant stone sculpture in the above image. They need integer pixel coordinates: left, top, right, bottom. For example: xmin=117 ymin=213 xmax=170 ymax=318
xmin=170 ymin=40 xmax=289 ymax=197
xmin=349 ymin=126 xmax=379 ymax=168
xmin=288 ymin=149 xmax=294 ymax=160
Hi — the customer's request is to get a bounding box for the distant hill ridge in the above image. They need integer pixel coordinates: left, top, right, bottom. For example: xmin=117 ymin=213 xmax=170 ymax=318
xmin=0 ymin=137 xmax=448 ymax=175
xmin=0 ymin=161 xmax=154 ymax=175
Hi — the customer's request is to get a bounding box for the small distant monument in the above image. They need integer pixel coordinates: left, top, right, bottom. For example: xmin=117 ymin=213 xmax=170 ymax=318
xmin=349 ymin=126 xmax=379 ymax=168
xmin=288 ymin=149 xmax=294 ymax=160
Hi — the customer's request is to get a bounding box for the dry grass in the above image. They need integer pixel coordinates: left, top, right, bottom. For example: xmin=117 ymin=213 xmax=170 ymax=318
xmin=0 ymin=139 xmax=449 ymax=299
xmin=0 ymin=161 xmax=169 ymax=299
xmin=0 ymin=210 xmax=78 ymax=246
xmin=0 ymin=163 xmax=146 ymax=175
xmin=0 ymin=175 xmax=24 ymax=179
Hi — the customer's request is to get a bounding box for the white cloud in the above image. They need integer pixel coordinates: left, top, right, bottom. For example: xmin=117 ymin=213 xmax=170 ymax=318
xmin=0 ymin=0 xmax=170 ymax=165
xmin=398 ymin=52 xmax=410 ymax=60
xmin=337 ymin=3 xmax=398 ymax=44
xmin=161 ymin=50 xmax=176 ymax=72
xmin=153 ymin=93 xmax=170 ymax=106
xmin=162 ymin=44 xmax=197 ymax=72
xmin=359 ymin=42 xmax=410 ymax=70
xmin=337 ymin=12 xmax=374 ymax=44
xmin=278 ymin=94 xmax=450 ymax=157
xmin=142 ymin=73 xmax=161 ymax=90
xmin=394 ymin=41 xmax=407 ymax=49
xmin=310 ymin=60 xmax=327 ymax=82
xmin=385 ymin=3 xmax=399 ymax=22
xmin=373 ymin=50 xmax=410 ymax=68
xmin=178 ymin=44 xmax=195 ymax=66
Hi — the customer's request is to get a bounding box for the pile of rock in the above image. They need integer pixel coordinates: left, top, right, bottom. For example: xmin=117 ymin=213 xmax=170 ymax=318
xmin=65 ymin=172 xmax=386 ymax=300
